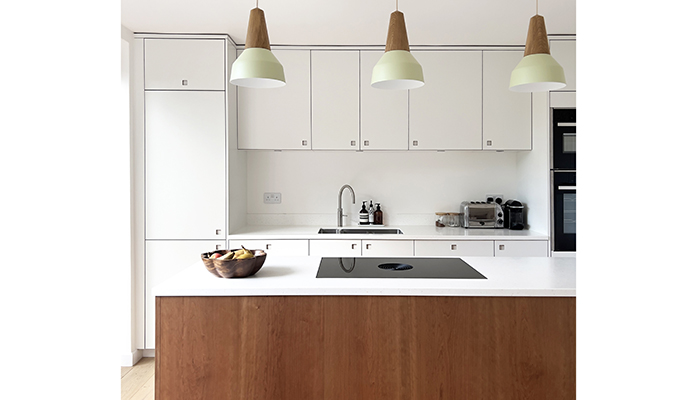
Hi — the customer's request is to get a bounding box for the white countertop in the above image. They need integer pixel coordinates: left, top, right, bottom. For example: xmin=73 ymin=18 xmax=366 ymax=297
xmin=228 ymin=225 xmax=548 ymax=240
xmin=154 ymin=256 xmax=575 ymax=297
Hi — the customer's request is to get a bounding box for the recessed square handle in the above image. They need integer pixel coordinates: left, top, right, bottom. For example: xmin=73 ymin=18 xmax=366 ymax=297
xmin=413 ymin=140 xmax=419 ymax=146
xmin=451 ymin=244 xmax=457 ymax=250
xmin=181 ymin=79 xmax=188 ymax=86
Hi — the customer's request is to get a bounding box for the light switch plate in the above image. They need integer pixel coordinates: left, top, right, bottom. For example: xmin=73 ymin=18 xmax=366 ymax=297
xmin=263 ymin=192 xmax=281 ymax=204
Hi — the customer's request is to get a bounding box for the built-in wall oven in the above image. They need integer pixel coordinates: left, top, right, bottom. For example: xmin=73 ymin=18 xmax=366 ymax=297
xmin=551 ymin=108 xmax=576 ymax=252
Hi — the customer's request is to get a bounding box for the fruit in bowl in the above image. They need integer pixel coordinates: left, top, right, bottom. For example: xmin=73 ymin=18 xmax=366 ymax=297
xmin=201 ymin=246 xmax=267 ymax=278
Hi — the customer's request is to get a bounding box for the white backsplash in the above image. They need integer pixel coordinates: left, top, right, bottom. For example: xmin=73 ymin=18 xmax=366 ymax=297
xmin=246 ymin=150 xmax=522 ymax=227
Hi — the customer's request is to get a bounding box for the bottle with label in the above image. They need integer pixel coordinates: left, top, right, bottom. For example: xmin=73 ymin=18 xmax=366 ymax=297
xmin=373 ymin=203 xmax=383 ymax=225
xmin=368 ymin=200 xmax=374 ymax=224
xmin=359 ymin=201 xmax=369 ymax=225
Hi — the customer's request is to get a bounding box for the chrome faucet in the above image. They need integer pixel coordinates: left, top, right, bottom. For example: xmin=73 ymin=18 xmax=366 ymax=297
xmin=337 ymin=184 xmax=356 ymax=227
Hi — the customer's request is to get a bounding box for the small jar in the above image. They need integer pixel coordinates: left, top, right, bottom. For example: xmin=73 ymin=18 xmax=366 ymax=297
xmin=446 ymin=213 xmax=462 ymax=227
xmin=436 ymin=213 xmax=462 ymax=227
xmin=435 ymin=212 xmax=448 ymax=227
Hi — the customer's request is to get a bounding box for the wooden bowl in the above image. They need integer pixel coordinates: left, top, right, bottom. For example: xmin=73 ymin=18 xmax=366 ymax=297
xmin=201 ymin=252 xmax=223 ymax=277
xmin=201 ymin=249 xmax=267 ymax=278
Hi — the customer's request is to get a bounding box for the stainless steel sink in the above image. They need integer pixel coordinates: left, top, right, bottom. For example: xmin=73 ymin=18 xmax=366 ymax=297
xmin=318 ymin=228 xmax=403 ymax=234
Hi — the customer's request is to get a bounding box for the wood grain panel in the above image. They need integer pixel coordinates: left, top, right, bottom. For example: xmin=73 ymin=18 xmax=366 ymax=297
xmin=156 ymin=296 xmax=575 ymax=400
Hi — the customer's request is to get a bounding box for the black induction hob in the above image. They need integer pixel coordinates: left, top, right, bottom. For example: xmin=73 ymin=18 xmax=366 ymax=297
xmin=316 ymin=257 xmax=487 ymax=279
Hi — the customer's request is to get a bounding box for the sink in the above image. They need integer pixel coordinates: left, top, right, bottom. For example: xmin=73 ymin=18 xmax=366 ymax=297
xmin=318 ymin=228 xmax=403 ymax=235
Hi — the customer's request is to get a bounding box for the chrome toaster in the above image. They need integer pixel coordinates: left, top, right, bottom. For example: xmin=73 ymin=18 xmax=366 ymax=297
xmin=460 ymin=201 xmax=505 ymax=229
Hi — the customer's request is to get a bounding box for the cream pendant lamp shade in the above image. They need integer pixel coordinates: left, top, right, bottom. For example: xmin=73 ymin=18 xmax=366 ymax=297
xmin=230 ymin=6 xmax=285 ymax=88
xmin=371 ymin=9 xmax=424 ymax=90
xmin=509 ymin=13 xmax=566 ymax=92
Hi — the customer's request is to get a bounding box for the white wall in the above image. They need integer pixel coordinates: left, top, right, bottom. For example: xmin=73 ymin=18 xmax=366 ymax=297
xmin=515 ymin=91 xmax=551 ymax=234
xmin=121 ymin=25 xmax=141 ymax=367
xmin=246 ymin=150 xmax=525 ymax=227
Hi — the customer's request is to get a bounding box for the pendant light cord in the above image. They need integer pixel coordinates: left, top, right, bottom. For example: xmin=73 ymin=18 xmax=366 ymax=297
xmin=536 ymin=0 xmax=539 ymax=15
xmin=396 ymin=0 xmax=399 ymax=11
xmin=256 ymin=0 xmax=259 ymax=8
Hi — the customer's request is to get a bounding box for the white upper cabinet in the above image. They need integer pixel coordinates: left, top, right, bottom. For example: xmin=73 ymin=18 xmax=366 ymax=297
xmin=549 ymin=40 xmax=576 ymax=91
xmin=145 ymin=91 xmax=227 ymax=240
xmin=409 ymin=51 xmax=483 ymax=150
xmin=311 ymin=51 xmax=360 ymax=150
xmin=360 ymin=51 xmax=409 ymax=150
xmin=483 ymin=51 xmax=532 ymax=150
xmin=144 ymin=39 xmax=225 ymax=91
xmin=238 ymin=49 xmax=311 ymax=150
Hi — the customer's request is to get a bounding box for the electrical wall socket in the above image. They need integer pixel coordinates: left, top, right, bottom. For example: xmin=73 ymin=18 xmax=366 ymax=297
xmin=486 ymin=194 xmax=504 ymax=204
xmin=263 ymin=192 xmax=281 ymax=204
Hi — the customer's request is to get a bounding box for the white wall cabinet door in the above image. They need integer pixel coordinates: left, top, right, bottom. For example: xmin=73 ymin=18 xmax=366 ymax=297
xmin=309 ymin=240 xmax=362 ymax=257
xmin=409 ymin=51 xmax=483 ymax=150
xmin=144 ymin=39 xmax=225 ymax=90
xmin=311 ymin=51 xmax=359 ymax=150
xmin=145 ymin=91 xmax=226 ymax=240
xmin=361 ymin=240 xmax=413 ymax=257
xmin=238 ymin=50 xmax=311 ymax=150
xmin=494 ymin=240 xmax=549 ymax=257
xmin=483 ymin=51 xmax=532 ymax=150
xmin=549 ymin=40 xmax=576 ymax=91
xmin=414 ymin=240 xmax=494 ymax=257
xmin=145 ymin=240 xmax=225 ymax=348
xmin=360 ymin=51 xmax=409 ymax=150
xmin=229 ymin=239 xmax=309 ymax=256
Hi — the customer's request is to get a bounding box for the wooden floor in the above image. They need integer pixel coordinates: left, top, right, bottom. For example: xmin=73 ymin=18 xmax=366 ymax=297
xmin=121 ymin=357 xmax=155 ymax=400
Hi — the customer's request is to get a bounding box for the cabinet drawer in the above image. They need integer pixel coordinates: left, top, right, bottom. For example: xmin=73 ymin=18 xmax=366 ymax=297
xmin=494 ymin=240 xmax=549 ymax=257
xmin=145 ymin=39 xmax=225 ymax=90
xmin=414 ymin=240 xmax=494 ymax=257
xmin=309 ymin=240 xmax=362 ymax=257
xmin=229 ymin=240 xmax=309 ymax=256
xmin=361 ymin=240 xmax=413 ymax=257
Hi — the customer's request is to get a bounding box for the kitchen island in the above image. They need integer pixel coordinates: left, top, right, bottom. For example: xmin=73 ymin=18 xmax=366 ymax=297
xmin=154 ymin=256 xmax=575 ymax=399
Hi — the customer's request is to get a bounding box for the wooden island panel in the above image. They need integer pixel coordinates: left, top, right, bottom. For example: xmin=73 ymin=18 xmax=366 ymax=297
xmin=156 ymin=296 xmax=575 ymax=400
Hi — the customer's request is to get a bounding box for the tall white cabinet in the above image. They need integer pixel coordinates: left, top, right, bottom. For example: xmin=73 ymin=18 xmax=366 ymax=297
xmin=135 ymin=34 xmax=237 ymax=349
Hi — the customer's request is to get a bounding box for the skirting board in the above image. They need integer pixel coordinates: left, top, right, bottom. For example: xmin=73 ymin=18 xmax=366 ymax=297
xmin=121 ymin=349 xmax=144 ymax=367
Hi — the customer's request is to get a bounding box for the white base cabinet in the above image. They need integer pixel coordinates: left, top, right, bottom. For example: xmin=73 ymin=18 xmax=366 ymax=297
xmin=145 ymin=240 xmax=224 ymax=348
xmin=494 ymin=240 xmax=549 ymax=257
xmin=310 ymin=239 xmax=414 ymax=257
xmin=414 ymin=240 xmax=495 ymax=257
xmin=230 ymin=239 xmax=310 ymax=256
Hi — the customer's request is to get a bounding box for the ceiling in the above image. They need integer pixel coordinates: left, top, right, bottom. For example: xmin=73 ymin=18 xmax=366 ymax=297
xmin=121 ymin=0 xmax=576 ymax=46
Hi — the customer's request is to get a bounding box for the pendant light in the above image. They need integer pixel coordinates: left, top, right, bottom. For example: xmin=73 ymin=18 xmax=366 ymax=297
xmin=230 ymin=0 xmax=285 ymax=88
xmin=509 ymin=0 xmax=566 ymax=92
xmin=371 ymin=0 xmax=424 ymax=90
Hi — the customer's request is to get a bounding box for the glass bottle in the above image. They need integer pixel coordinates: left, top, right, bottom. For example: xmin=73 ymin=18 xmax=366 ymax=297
xmin=368 ymin=200 xmax=374 ymax=224
xmin=359 ymin=201 xmax=369 ymax=225
xmin=373 ymin=203 xmax=383 ymax=225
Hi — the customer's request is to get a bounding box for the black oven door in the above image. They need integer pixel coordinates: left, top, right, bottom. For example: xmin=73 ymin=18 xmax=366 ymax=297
xmin=552 ymin=171 xmax=576 ymax=252
xmin=553 ymin=108 xmax=576 ymax=170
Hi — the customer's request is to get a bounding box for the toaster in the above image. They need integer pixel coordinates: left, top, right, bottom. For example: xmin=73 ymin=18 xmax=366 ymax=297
xmin=460 ymin=201 xmax=504 ymax=228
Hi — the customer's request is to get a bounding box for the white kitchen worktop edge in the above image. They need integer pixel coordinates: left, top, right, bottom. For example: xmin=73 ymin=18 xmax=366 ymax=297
xmin=228 ymin=225 xmax=548 ymax=241
xmin=154 ymin=256 xmax=575 ymax=297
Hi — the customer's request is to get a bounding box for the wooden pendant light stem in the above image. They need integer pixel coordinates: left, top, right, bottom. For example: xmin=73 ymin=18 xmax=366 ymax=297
xmin=523 ymin=15 xmax=550 ymax=56
xmin=385 ymin=11 xmax=410 ymax=52
xmin=244 ymin=8 xmax=271 ymax=50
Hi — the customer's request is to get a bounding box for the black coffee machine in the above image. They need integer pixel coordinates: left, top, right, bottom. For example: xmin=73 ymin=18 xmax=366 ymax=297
xmin=503 ymin=200 xmax=525 ymax=230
